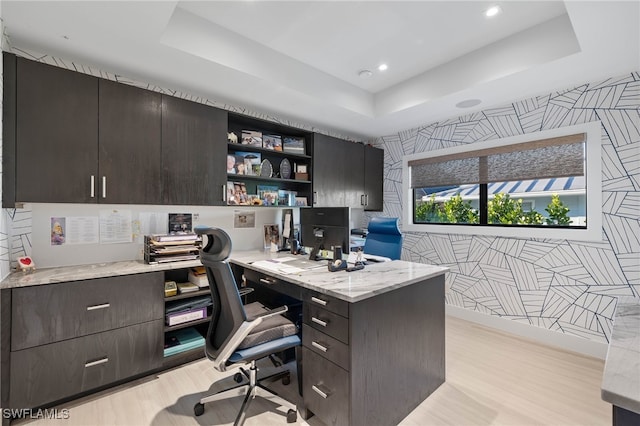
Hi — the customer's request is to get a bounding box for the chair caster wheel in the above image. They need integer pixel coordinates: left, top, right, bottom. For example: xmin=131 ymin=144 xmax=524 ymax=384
xmin=234 ymin=372 xmax=244 ymax=383
xmin=194 ymin=402 xmax=205 ymax=417
xmin=282 ymin=374 xmax=291 ymax=385
xmin=286 ymin=409 xmax=297 ymax=423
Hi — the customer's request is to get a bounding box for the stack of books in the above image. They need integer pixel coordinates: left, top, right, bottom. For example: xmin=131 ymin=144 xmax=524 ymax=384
xmin=143 ymin=233 xmax=201 ymax=264
xmin=188 ymin=266 xmax=209 ymax=288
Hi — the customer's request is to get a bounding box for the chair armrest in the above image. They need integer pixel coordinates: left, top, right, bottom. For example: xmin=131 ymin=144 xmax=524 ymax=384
xmin=238 ymin=287 xmax=255 ymax=296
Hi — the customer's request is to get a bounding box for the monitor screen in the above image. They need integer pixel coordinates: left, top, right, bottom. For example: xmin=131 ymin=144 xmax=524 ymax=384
xmin=300 ymin=207 xmax=350 ymax=260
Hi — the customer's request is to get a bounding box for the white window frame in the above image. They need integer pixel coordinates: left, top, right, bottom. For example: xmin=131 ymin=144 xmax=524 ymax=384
xmin=402 ymin=121 xmax=603 ymax=242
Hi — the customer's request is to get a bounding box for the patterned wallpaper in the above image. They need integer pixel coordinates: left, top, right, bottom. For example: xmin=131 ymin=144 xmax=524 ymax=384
xmin=368 ymin=72 xmax=640 ymax=344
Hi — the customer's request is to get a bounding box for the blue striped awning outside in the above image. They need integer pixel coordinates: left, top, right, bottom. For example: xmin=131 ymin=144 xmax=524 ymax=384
xmin=422 ymin=176 xmax=586 ymax=198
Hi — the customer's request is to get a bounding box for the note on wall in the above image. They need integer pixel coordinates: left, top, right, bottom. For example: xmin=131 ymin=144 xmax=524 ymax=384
xmin=66 ymin=216 xmax=100 ymax=245
xmin=99 ymin=209 xmax=133 ymax=244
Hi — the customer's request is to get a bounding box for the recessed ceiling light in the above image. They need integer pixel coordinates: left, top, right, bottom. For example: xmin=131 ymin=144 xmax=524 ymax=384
xmin=358 ymin=69 xmax=373 ymax=78
xmin=484 ymin=5 xmax=502 ymax=18
xmin=378 ymin=63 xmax=388 ymax=72
xmin=456 ymin=99 xmax=482 ymax=109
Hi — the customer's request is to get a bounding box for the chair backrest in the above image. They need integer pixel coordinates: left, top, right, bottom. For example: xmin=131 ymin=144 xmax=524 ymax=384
xmin=362 ymin=217 xmax=403 ymax=260
xmin=195 ymin=226 xmax=247 ymax=362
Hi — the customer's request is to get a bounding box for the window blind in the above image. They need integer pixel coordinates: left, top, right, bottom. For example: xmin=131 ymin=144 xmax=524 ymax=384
xmin=409 ymin=133 xmax=585 ymax=188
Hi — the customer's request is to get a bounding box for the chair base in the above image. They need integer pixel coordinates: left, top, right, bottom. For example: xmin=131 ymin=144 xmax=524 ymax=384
xmin=194 ymin=360 xmax=297 ymax=426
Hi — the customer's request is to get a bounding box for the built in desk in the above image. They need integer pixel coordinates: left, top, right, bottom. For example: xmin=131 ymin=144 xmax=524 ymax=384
xmin=229 ymin=250 xmax=449 ymax=426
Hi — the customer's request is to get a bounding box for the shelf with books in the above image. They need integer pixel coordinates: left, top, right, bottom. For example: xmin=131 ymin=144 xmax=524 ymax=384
xmin=227 ymin=113 xmax=313 ymax=208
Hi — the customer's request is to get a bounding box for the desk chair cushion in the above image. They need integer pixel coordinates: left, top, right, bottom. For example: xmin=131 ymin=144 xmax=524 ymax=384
xmin=229 ymin=334 xmax=300 ymax=364
xmin=238 ymin=302 xmax=297 ymax=350
xmin=363 ymin=217 xmax=403 ymax=260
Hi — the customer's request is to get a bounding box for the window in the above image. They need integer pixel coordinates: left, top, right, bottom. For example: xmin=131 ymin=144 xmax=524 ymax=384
xmin=402 ymin=122 xmax=602 ymax=241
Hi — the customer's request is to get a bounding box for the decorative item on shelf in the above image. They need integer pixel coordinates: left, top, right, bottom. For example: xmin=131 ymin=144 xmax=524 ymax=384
xmin=295 ymin=196 xmax=308 ymax=206
xmin=231 ymin=182 xmax=250 ymax=205
xmin=283 ymin=136 xmax=305 ymax=154
xmin=279 ymin=158 xmax=292 ymax=179
xmin=232 ymin=152 xmax=261 ymax=176
xmin=263 ymin=134 xmax=282 ymax=151
xmin=17 ymin=256 xmax=36 ymax=273
xmin=257 ymin=185 xmax=279 ymax=201
xmin=241 ymin=130 xmax=262 ymax=147
xmin=260 ymin=159 xmax=273 ymax=177
xmin=164 ymin=280 xmax=178 ymax=297
xmin=278 ymin=189 xmax=297 ymax=206
xmin=227 ymin=132 xmax=238 ymax=143
xmin=295 ymin=163 xmax=309 ymax=181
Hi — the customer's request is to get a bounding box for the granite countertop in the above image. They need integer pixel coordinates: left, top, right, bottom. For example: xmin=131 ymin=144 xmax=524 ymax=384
xmin=601 ymin=296 xmax=640 ymax=414
xmin=0 ymin=259 xmax=202 ymax=289
xmin=230 ymin=250 xmax=449 ymax=303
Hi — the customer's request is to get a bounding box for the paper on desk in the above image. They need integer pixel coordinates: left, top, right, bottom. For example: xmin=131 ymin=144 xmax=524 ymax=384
xmin=251 ymin=259 xmax=305 ymax=274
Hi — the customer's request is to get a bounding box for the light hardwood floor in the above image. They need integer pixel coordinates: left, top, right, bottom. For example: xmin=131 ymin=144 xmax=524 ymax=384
xmin=15 ymin=316 xmax=611 ymax=426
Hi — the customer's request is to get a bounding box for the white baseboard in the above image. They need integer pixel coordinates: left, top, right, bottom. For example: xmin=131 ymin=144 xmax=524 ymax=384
xmin=446 ymin=305 xmax=608 ymax=360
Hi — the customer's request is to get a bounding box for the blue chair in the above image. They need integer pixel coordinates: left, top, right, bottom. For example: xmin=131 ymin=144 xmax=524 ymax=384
xmin=193 ymin=226 xmax=300 ymax=425
xmin=362 ymin=217 xmax=403 ymax=260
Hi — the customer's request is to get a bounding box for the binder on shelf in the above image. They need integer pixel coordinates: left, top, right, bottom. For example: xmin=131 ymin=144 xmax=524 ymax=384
xmin=165 ymin=306 xmax=207 ymax=326
xmin=164 ymin=327 xmax=205 ymax=357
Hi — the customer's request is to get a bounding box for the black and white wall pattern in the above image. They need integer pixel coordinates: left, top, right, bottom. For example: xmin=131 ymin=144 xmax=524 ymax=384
xmin=368 ymin=73 xmax=640 ymax=344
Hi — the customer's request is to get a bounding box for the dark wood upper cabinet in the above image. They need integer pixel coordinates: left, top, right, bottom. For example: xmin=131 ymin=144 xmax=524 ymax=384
xmin=99 ymin=79 xmax=162 ymax=204
xmin=312 ymin=134 xmax=383 ymax=211
xmin=312 ymin=134 xmax=346 ymax=207
xmin=161 ymin=95 xmax=228 ymax=205
xmin=363 ymin=145 xmax=383 ymax=211
xmin=15 ymin=56 xmax=99 ymax=203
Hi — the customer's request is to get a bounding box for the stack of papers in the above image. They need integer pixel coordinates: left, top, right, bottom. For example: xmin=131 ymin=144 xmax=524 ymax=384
xmin=250 ymin=257 xmax=325 ymax=274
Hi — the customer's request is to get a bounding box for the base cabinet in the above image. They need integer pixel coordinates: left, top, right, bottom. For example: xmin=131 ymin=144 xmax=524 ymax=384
xmin=1 ymin=273 xmax=166 ymax=413
xmin=9 ymin=320 xmax=163 ymax=409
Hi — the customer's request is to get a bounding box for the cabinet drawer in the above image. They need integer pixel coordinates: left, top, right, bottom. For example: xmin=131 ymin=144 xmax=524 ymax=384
xmin=243 ymin=268 xmax=302 ymax=300
xmin=304 ymin=304 xmax=349 ymax=344
xmin=302 ymin=347 xmax=349 ymax=426
xmin=9 ymin=319 xmax=163 ymax=409
xmin=302 ymin=324 xmax=349 ymax=371
xmin=11 ymin=272 xmax=164 ymax=351
xmin=303 ymin=290 xmax=348 ymax=318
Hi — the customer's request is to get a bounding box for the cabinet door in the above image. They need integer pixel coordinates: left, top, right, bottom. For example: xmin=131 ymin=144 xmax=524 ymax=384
xmin=344 ymin=142 xmax=365 ymax=208
xmin=99 ymin=79 xmax=162 ymax=204
xmin=312 ymin=134 xmax=345 ymax=207
xmin=364 ymin=146 xmax=384 ymax=211
xmin=16 ymin=57 xmax=98 ymax=203
xmin=162 ymin=96 xmax=227 ymax=205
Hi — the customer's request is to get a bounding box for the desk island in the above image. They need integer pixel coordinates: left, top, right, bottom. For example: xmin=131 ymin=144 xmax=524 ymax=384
xmin=230 ymin=250 xmax=449 ymax=426
xmin=0 ymin=253 xmax=448 ymax=426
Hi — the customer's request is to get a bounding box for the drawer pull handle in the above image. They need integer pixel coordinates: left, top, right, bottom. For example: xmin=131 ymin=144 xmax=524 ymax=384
xmin=87 ymin=303 xmax=110 ymax=311
xmin=310 ymin=296 xmax=327 ymax=306
xmin=312 ymin=385 xmax=329 ymax=399
xmin=85 ymin=357 xmax=109 ymax=368
xmin=259 ymin=278 xmax=276 ymax=285
xmin=311 ymin=341 xmax=328 ymax=352
xmin=311 ymin=317 xmax=327 ymax=327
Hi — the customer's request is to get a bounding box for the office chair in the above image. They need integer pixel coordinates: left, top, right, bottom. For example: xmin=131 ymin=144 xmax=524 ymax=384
xmin=362 ymin=217 xmax=403 ymax=260
xmin=193 ymin=226 xmax=300 ymax=425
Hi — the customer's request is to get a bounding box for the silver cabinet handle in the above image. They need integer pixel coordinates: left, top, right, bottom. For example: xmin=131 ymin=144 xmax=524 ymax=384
xmin=312 ymin=385 xmax=329 ymax=399
xmin=90 ymin=175 xmax=95 ymax=198
xmin=313 ymin=191 xmax=317 ymax=205
xmin=87 ymin=303 xmax=110 ymax=311
xmin=102 ymin=176 xmax=107 ymax=198
xmin=222 ymin=184 xmax=227 ymax=202
xmin=361 ymin=194 xmax=366 ymax=206
xmin=85 ymin=357 xmax=109 ymax=368
xmin=365 ymin=194 xmax=369 ymax=206
xmin=310 ymin=296 xmax=327 ymax=306
xmin=259 ymin=278 xmax=276 ymax=285
xmin=311 ymin=317 xmax=327 ymax=327
xmin=311 ymin=341 xmax=328 ymax=352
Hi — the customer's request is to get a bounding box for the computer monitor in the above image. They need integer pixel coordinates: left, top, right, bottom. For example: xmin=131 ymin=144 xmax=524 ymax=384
xmin=300 ymin=207 xmax=350 ymax=260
